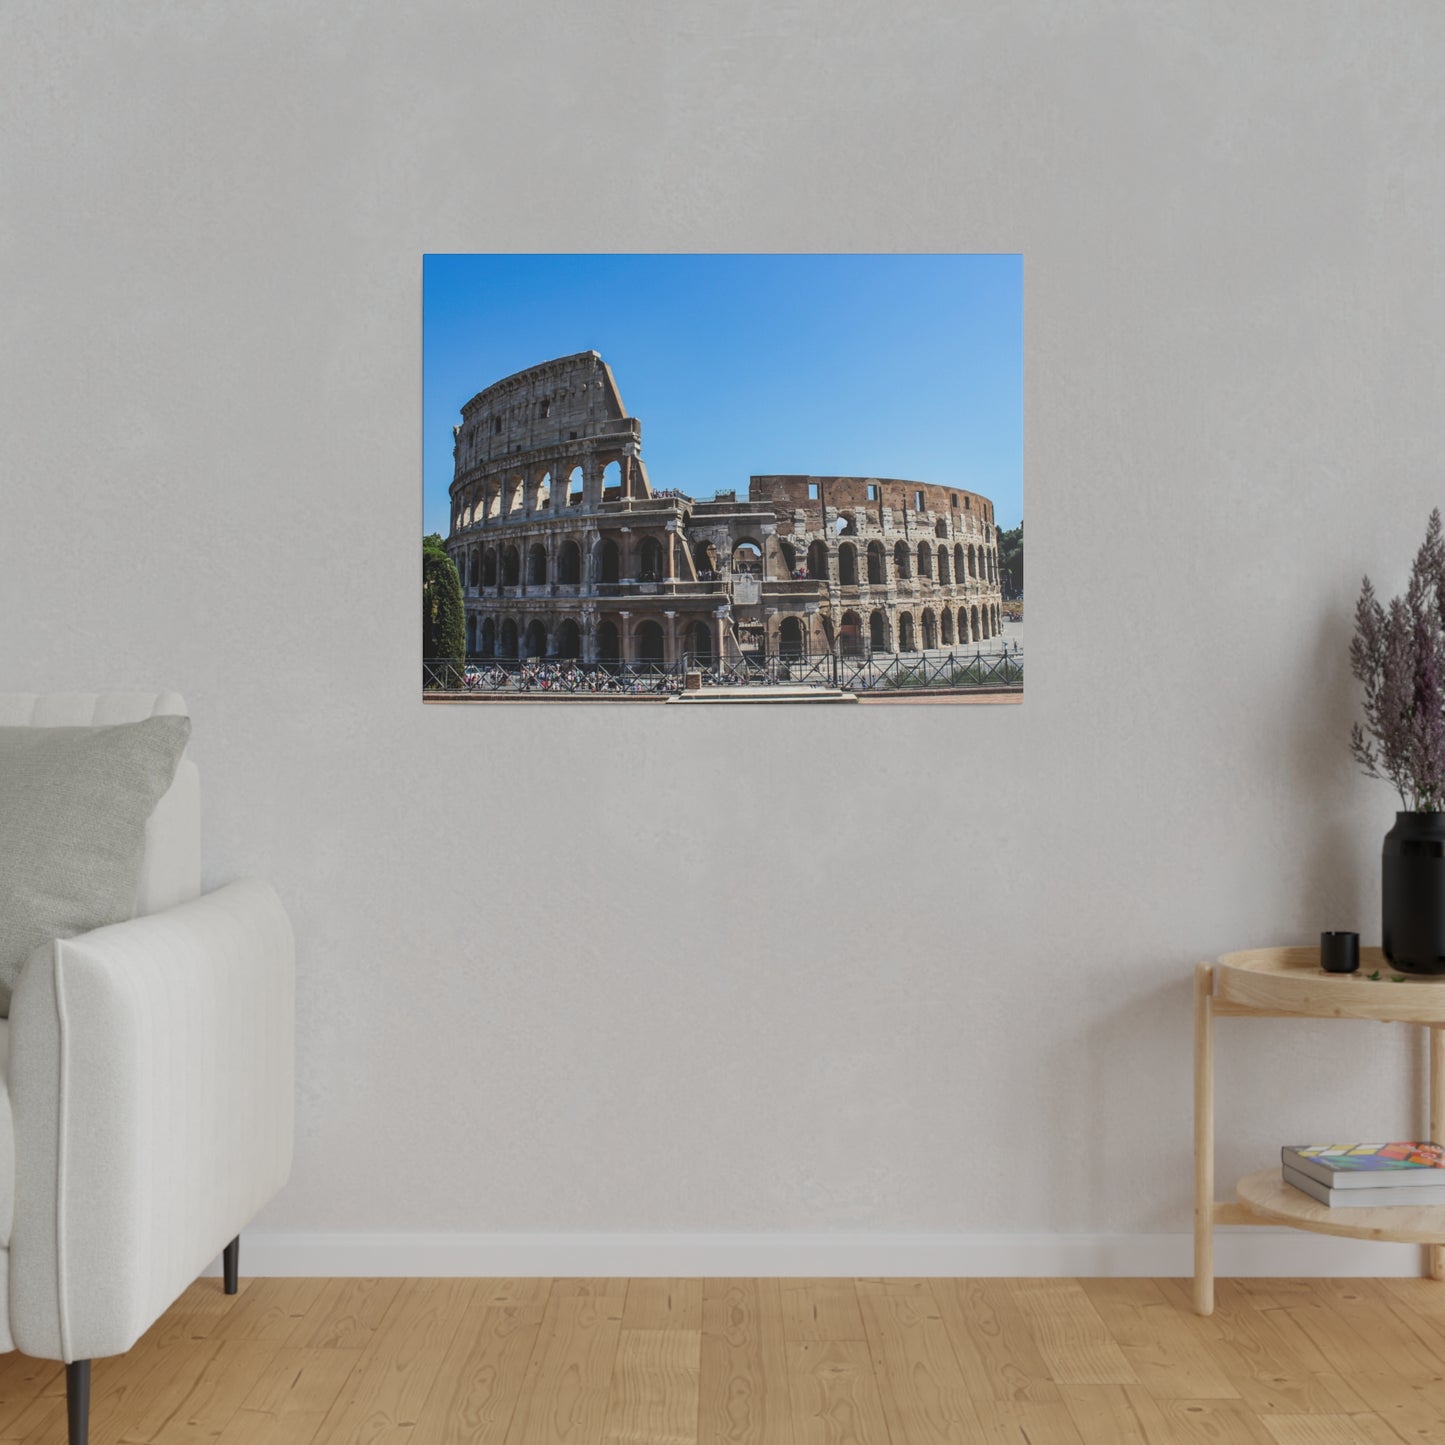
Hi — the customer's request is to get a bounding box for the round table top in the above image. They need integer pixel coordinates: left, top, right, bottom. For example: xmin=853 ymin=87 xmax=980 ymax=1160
xmin=1216 ymin=946 xmax=1445 ymax=1023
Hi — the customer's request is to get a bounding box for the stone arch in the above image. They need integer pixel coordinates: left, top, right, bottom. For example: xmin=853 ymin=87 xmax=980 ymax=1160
xmin=522 ymin=619 xmax=548 ymax=658
xmin=732 ymin=539 xmax=763 ymax=576
xmin=898 ymin=611 xmax=917 ymax=651
xmin=937 ymin=547 xmax=951 ymax=585
xmin=779 ymin=539 xmax=796 ymax=574
xmin=806 ymin=540 xmax=829 ymax=581
xmin=534 ymin=471 xmax=552 ymax=512
xmin=527 ymin=544 xmax=547 ymax=587
xmin=502 ymin=545 xmax=520 ymax=587
xmin=506 ymin=474 xmax=525 ymax=516
xmin=599 ymin=537 xmax=621 ymax=584
xmin=639 ymin=535 xmax=665 ymax=581
xmin=499 ymin=617 xmax=519 ymax=658
xmin=918 ymin=541 xmax=932 ymax=580
xmin=596 ymin=618 xmax=620 ymax=663
xmin=602 ymin=460 xmax=623 ymax=501
xmin=935 ymin=519 xmax=948 ymax=539
xmin=684 ymin=619 xmax=713 ymax=663
xmin=970 ymin=605 xmax=980 ymax=641
xmin=567 ymin=466 xmax=584 ymax=505
xmin=893 ymin=540 xmax=912 ymax=580
xmin=557 ymin=540 xmax=582 ymax=585
xmin=840 ymin=609 xmax=863 ymax=657
xmin=635 ymin=619 xmax=665 ymax=664
xmin=869 ymin=608 xmax=889 ymax=652
xmin=693 ymin=539 xmax=719 ymax=577
xmin=968 ymin=544 xmax=978 ymax=579
xmin=867 ymin=541 xmax=886 ymax=586
xmin=468 ymin=550 xmax=480 ymax=589
xmin=779 ymin=616 xmax=805 ymax=658
xmin=482 ymin=548 xmax=498 ymax=587
xmin=921 ymin=608 xmax=938 ymax=649
xmin=954 ymin=543 xmax=966 ymax=582
xmin=838 ymin=541 xmax=858 ymax=586
xmin=941 ymin=609 xmax=955 ymax=645
xmin=480 ymin=617 xmax=496 ymax=657
xmin=838 ymin=513 xmax=857 ymax=536
xmin=555 ymin=618 xmax=582 ymax=658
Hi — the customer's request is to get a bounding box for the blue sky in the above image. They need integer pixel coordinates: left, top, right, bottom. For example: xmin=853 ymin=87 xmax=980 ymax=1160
xmin=423 ymin=254 xmax=1022 ymax=537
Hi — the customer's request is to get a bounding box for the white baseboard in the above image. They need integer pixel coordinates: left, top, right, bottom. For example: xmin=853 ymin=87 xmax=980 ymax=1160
xmin=203 ymin=1229 xmax=1430 ymax=1278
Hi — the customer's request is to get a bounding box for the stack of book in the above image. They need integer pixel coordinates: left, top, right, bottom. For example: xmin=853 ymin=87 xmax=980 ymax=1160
xmin=1283 ymin=1143 xmax=1445 ymax=1207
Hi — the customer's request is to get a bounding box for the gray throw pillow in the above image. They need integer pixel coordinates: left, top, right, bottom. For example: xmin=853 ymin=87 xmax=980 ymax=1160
xmin=0 ymin=714 xmax=192 ymax=1014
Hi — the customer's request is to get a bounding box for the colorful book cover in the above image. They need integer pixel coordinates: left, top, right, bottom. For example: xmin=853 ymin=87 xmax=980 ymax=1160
xmin=1286 ymin=1143 xmax=1445 ymax=1172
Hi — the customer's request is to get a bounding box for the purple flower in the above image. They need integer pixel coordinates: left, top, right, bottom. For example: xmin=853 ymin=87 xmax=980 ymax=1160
xmin=1352 ymin=510 xmax=1445 ymax=811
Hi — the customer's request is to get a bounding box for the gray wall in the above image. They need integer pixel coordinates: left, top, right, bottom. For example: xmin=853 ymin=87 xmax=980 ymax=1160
xmin=2 ymin=1 xmax=1442 ymax=1246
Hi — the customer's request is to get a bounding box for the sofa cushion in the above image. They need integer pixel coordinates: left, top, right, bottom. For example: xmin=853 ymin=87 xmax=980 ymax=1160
xmin=0 ymin=716 xmax=191 ymax=1014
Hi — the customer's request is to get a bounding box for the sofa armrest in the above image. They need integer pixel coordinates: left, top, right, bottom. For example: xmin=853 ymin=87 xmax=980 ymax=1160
xmin=7 ymin=879 xmax=294 ymax=1361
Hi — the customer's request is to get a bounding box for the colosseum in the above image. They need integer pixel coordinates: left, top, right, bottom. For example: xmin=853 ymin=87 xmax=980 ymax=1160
xmin=445 ymin=351 xmax=1006 ymax=668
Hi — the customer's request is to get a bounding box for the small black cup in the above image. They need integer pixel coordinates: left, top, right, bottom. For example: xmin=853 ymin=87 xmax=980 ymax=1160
xmin=1320 ymin=931 xmax=1360 ymax=974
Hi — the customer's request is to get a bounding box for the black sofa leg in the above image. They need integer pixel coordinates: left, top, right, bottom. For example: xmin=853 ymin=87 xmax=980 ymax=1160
xmin=223 ymin=1235 xmax=240 ymax=1295
xmin=66 ymin=1360 xmax=90 ymax=1445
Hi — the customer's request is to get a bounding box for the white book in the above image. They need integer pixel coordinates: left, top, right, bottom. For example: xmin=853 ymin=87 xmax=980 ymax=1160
xmin=1283 ymin=1164 xmax=1445 ymax=1209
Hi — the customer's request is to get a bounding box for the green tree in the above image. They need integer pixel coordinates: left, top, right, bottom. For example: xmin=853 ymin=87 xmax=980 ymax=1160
xmin=423 ymin=534 xmax=466 ymax=686
xmin=998 ymin=521 xmax=1023 ymax=598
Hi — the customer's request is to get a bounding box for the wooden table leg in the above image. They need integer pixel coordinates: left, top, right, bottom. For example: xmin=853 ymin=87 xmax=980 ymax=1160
xmin=1194 ymin=962 xmax=1214 ymax=1315
xmin=1431 ymin=1025 xmax=1445 ymax=1282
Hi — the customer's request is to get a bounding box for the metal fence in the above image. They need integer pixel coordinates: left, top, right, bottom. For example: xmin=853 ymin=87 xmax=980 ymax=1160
xmin=424 ymin=649 xmax=1022 ymax=696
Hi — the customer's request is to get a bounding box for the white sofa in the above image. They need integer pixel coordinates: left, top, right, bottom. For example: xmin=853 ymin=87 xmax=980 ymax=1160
xmin=0 ymin=692 xmax=294 ymax=1445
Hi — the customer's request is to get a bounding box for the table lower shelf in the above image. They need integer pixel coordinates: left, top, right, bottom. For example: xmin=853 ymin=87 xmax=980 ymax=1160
xmin=1235 ymin=1168 xmax=1445 ymax=1244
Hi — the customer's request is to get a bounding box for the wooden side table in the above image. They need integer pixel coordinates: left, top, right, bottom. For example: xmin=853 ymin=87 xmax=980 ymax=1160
xmin=1194 ymin=946 xmax=1445 ymax=1315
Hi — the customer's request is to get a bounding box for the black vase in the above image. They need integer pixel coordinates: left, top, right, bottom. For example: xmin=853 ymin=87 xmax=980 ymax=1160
xmin=1383 ymin=812 xmax=1445 ymax=975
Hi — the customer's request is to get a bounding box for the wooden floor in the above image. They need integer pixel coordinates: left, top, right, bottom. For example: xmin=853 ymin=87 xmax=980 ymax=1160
xmin=7 ymin=1276 xmax=1445 ymax=1443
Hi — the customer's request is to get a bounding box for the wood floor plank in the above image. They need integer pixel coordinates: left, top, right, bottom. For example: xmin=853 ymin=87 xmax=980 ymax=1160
xmin=930 ymin=1277 xmax=1060 ymax=1404
xmin=699 ymin=1279 xmax=794 ymax=1445
xmin=212 ymin=1347 xmax=362 ymax=1445
xmin=779 ymin=1285 xmax=865 ymax=1343
xmin=150 ymin=1340 xmax=283 ymax=1445
xmin=287 ymin=1278 xmax=403 ymax=1350
xmin=310 ymin=1277 xmax=475 ymax=1443
xmin=503 ymin=1291 xmax=625 ymax=1445
xmin=785 ymin=1342 xmax=889 ymax=1445
xmin=601 ymin=1329 xmax=700 ymax=1445
xmin=207 ymin=1278 xmax=332 ymax=1344
xmin=1006 ymin=1280 xmax=1138 ymax=1387
xmin=1080 ymin=1277 xmax=1237 ymax=1399
xmin=1259 ymin=1414 xmax=1403 ymax=1445
xmin=623 ymin=1281 xmax=704 ymax=1332
xmin=409 ymin=1302 xmax=545 ymax=1445
xmin=856 ymin=1279 xmax=982 ymax=1444
xmin=1142 ymin=1398 xmax=1279 ymax=1445
xmin=1058 ymin=1383 xmax=1155 ymax=1444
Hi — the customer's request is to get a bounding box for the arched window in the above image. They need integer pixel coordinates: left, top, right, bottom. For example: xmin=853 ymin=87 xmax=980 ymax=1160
xmin=596 ymin=619 xmax=620 ymax=663
xmin=555 ymin=619 xmax=582 ymax=658
xmin=779 ymin=540 xmax=796 ymax=574
xmin=567 ymin=466 xmax=584 ymax=505
xmin=639 ymin=536 xmax=665 ymax=581
xmin=898 ymin=612 xmax=916 ymax=651
xmin=502 ymin=547 xmax=520 ymax=587
xmin=918 ymin=542 xmax=932 ymax=580
xmin=893 ymin=540 xmax=912 ymax=580
xmin=840 ymin=610 xmax=863 ymax=657
xmin=806 ymin=540 xmax=829 ymax=581
xmin=693 ymin=540 xmax=718 ymax=579
xmin=506 ymin=475 xmax=524 ymax=516
xmin=602 ymin=460 xmax=623 ymax=500
xmin=935 ymin=519 xmax=948 ymax=539
xmin=778 ymin=617 xmax=805 ymax=659
xmin=527 ymin=545 xmax=547 ymax=586
xmin=599 ymin=538 xmax=621 ymax=584
xmin=468 ymin=551 xmax=480 ymax=589
xmin=499 ymin=618 xmax=519 ymax=657
xmin=684 ymin=619 xmax=713 ymax=664
xmin=937 ymin=548 xmax=951 ymax=585
xmin=867 ymin=541 xmax=886 ymax=586
xmin=958 ymin=607 xmax=970 ymax=644
xmin=954 ymin=543 xmax=965 ymax=582
xmin=534 ymin=471 xmax=552 ymax=511
xmin=732 ymin=540 xmax=763 ymax=577
xmin=558 ymin=540 xmax=582 ymax=585
xmin=635 ymin=620 xmax=665 ymax=664
xmin=837 ymin=542 xmax=858 ymax=586
xmin=483 ymin=548 xmax=498 ymax=587
xmin=941 ymin=609 xmax=955 ymax=645
xmin=523 ymin=619 xmax=547 ymax=658
xmin=922 ymin=609 xmax=938 ymax=649
xmin=869 ymin=609 xmax=888 ymax=652
xmin=480 ymin=617 xmax=496 ymax=657
xmin=968 ymin=545 xmax=978 ymax=579
xmin=970 ymin=605 xmax=980 ymax=641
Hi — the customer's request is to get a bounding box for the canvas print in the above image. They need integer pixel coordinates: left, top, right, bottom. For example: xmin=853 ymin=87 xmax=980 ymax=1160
xmin=423 ymin=254 xmax=1022 ymax=703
